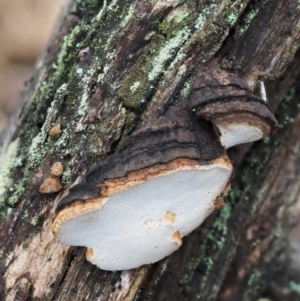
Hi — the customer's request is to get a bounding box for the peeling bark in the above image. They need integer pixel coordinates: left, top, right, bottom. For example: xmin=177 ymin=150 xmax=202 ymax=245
xmin=1 ymin=0 xmax=300 ymax=300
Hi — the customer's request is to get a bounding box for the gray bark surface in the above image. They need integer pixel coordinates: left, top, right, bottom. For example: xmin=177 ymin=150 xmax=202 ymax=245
xmin=1 ymin=0 xmax=300 ymax=300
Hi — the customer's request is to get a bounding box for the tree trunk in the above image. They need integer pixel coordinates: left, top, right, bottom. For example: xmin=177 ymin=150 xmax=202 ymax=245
xmin=1 ymin=0 xmax=300 ymax=300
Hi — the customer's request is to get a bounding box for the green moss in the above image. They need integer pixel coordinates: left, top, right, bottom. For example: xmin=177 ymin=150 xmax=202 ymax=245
xmin=275 ymin=224 xmax=282 ymax=238
xmin=117 ymin=6 xmax=198 ymax=110
xmin=55 ymin=24 xmax=84 ymax=75
xmin=118 ymin=57 xmax=153 ymax=109
xmin=120 ymin=3 xmax=136 ymax=28
xmin=236 ymin=7 xmax=259 ymax=38
xmin=30 ymin=215 xmax=39 ymax=226
xmin=194 ymin=2 xmax=217 ymax=29
xmin=225 ymin=10 xmax=239 ymax=26
xmin=290 ymin=281 xmax=300 ymax=294
xmin=181 ymin=81 xmax=191 ymax=98
xmin=61 ymin=166 xmax=71 ymax=186
xmin=130 ymin=81 xmax=141 ymax=93
xmin=207 ymin=204 xmax=231 ymax=249
xmin=133 ymin=289 xmax=141 ymax=301
xmin=154 ymin=259 xmax=170 ymax=285
xmin=0 ymin=0 xmax=140 ymax=214
xmin=22 ymin=210 xmax=29 ymax=219
xmin=247 ymin=270 xmax=262 ymax=288
xmin=76 ymin=0 xmax=104 ymax=19
xmin=172 ymin=10 xmax=189 ymax=24
xmin=6 ymin=183 xmax=26 ymax=208
xmin=244 ymin=269 xmax=265 ymax=300
xmin=148 ymin=28 xmax=190 ymax=81
xmin=284 ymin=86 xmax=296 ymax=102
xmin=118 ymin=25 xmax=191 ymax=109
xmin=159 ymin=16 xmax=188 ymax=39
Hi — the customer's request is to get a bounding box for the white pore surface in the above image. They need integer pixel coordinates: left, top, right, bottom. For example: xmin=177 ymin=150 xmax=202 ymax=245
xmin=58 ymin=166 xmax=231 ymax=270
xmin=216 ymin=123 xmax=264 ymax=149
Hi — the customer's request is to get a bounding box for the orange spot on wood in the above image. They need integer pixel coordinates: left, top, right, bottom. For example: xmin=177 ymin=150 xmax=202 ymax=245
xmin=171 ymin=231 xmax=182 ymax=247
xmin=50 ymin=162 xmax=63 ymax=177
xmin=163 ymin=211 xmax=176 ymax=224
xmin=39 ymin=176 xmax=62 ymax=194
xmin=86 ymin=247 xmax=94 ymax=259
xmin=213 ymin=196 xmax=225 ymax=210
xmin=48 ymin=124 xmax=61 ymax=136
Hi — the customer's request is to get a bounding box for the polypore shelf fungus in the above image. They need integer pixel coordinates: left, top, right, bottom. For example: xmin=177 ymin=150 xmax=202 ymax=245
xmin=52 ymin=67 xmax=278 ymax=271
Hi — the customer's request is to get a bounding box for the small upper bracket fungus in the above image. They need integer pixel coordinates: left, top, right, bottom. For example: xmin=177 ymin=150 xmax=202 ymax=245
xmin=189 ymin=64 xmax=278 ymax=149
xmin=52 ymin=65 xmax=278 ymax=271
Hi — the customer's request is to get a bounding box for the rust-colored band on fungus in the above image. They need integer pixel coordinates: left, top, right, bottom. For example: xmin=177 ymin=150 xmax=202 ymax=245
xmin=52 ymin=156 xmax=232 ymax=234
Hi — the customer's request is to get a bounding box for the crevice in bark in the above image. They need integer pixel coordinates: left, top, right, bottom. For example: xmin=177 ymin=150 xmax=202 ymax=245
xmin=50 ymin=248 xmax=77 ymax=301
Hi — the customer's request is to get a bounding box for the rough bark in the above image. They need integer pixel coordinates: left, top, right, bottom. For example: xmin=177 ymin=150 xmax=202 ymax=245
xmin=1 ymin=0 xmax=300 ymax=300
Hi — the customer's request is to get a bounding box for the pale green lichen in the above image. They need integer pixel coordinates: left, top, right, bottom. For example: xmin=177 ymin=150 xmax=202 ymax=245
xmin=246 ymin=270 xmax=263 ymax=300
xmin=130 ymin=81 xmax=141 ymax=93
xmin=76 ymin=67 xmax=84 ymax=76
xmin=97 ymin=64 xmax=111 ymax=83
xmin=290 ymin=281 xmax=300 ymax=294
xmin=106 ymin=49 xmax=115 ymax=60
xmin=76 ymin=65 xmax=95 ymax=116
xmin=206 ymin=203 xmax=231 ymax=249
xmin=237 ymin=7 xmax=259 ymax=38
xmin=171 ymin=10 xmax=189 ymax=23
xmin=275 ymin=224 xmax=282 ymax=238
xmin=22 ymin=210 xmax=29 ymax=219
xmin=30 ymin=215 xmax=39 ymax=226
xmin=247 ymin=270 xmax=262 ymax=287
xmin=263 ymin=136 xmax=270 ymax=144
xmin=93 ymin=0 xmax=107 ymax=21
xmin=107 ymin=0 xmax=119 ymax=11
xmin=154 ymin=259 xmax=170 ymax=285
xmin=181 ymin=81 xmax=191 ymax=97
xmin=194 ymin=2 xmax=217 ymax=29
xmin=180 ymin=203 xmax=231 ymax=288
xmin=148 ymin=28 xmax=190 ymax=81
xmin=0 ymin=138 xmax=20 ymax=201
xmin=55 ymin=131 xmax=70 ymax=150
xmin=225 ymin=11 xmax=239 ymax=26
xmin=55 ymin=25 xmax=83 ymax=75
xmin=28 ymin=130 xmax=48 ymax=167
xmin=195 ymin=14 xmax=206 ymax=29
xmin=120 ymin=3 xmax=136 ymax=28
xmin=29 ymin=84 xmax=68 ymax=167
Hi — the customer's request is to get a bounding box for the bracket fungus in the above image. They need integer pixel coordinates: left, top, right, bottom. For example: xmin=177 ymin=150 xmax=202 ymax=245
xmin=52 ymin=67 xmax=278 ymax=271
xmin=190 ymin=66 xmax=278 ymax=149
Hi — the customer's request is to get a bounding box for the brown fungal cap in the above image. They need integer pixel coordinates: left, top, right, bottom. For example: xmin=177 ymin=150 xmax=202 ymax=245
xmin=58 ymin=108 xmax=226 ymax=211
xmin=48 ymin=124 xmax=62 ymax=136
xmin=50 ymin=162 xmax=63 ymax=177
xmin=53 ymin=156 xmax=232 ymax=270
xmin=39 ymin=162 xmax=63 ymax=194
xmin=51 ymin=63 xmax=279 ymax=270
xmin=193 ymin=100 xmax=278 ymax=135
xmin=189 ymin=63 xmax=278 ymax=148
xmin=52 ymin=107 xmax=234 ymax=270
xmin=39 ymin=177 xmax=62 ymax=194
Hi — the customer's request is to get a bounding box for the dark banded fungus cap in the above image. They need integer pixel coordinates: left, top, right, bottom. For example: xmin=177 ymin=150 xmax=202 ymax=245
xmin=52 ymin=110 xmax=233 ymax=271
xmin=190 ymin=66 xmax=278 ymax=149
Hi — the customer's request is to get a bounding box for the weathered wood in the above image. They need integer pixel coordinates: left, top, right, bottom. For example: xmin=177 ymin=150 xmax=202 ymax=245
xmin=1 ymin=0 xmax=300 ymax=300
